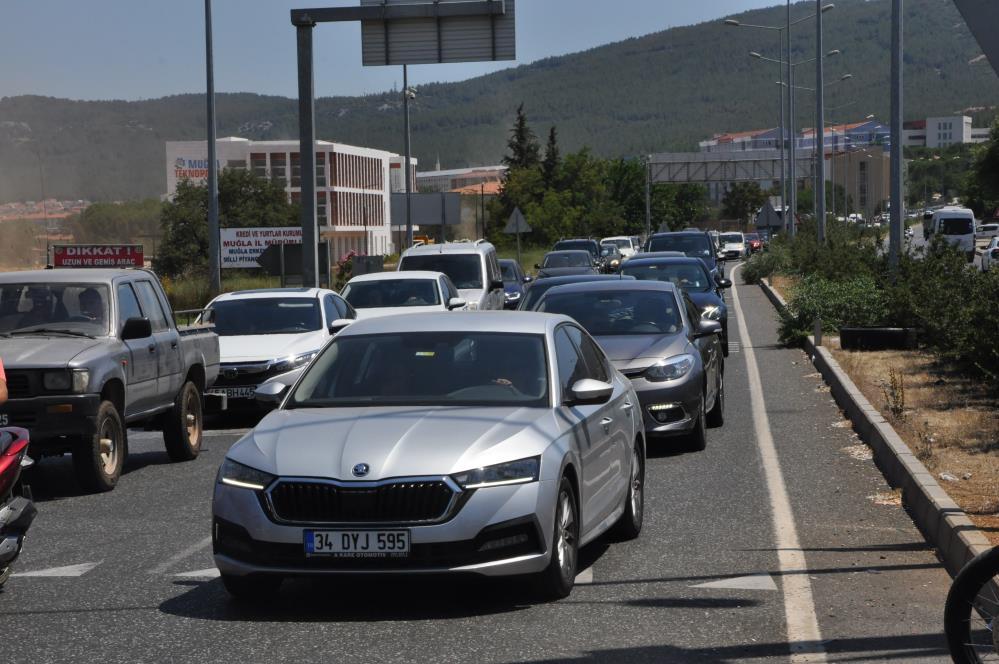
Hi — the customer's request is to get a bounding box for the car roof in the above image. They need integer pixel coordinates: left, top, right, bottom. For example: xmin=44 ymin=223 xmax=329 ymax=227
xmin=402 ymin=241 xmax=495 ymax=256
xmin=347 ymin=271 xmax=443 ymax=283
xmin=546 ymin=250 xmax=591 ymax=256
xmin=651 ymin=231 xmax=707 ymax=237
xmin=337 ymin=311 xmax=572 ymax=337
xmin=212 ymin=287 xmax=327 ymax=302
xmin=602 ymin=236 xmax=631 ymax=242
xmin=0 ymin=268 xmax=153 ymax=284
xmin=543 ymin=280 xmax=680 ymax=296
xmin=531 ymin=274 xmax=634 ymax=286
xmin=623 ymin=256 xmax=704 ymax=267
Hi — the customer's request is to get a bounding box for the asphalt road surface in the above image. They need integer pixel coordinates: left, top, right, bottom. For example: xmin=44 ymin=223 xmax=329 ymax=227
xmin=2 ymin=271 xmax=953 ymax=663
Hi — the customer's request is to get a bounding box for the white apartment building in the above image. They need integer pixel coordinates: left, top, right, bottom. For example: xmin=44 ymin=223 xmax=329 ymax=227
xmin=903 ymin=115 xmax=990 ymax=148
xmin=166 ymin=137 xmax=416 ymax=259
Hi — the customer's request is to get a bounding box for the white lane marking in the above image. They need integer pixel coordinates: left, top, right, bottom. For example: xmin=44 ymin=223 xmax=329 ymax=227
xmin=175 ymin=567 xmax=220 ymax=579
xmin=574 ymin=567 xmax=594 ymax=585
xmin=690 ymin=574 xmax=778 ymax=591
xmin=730 ymin=264 xmax=827 ymax=663
xmin=149 ymin=535 xmax=213 ymax=575
xmin=15 ymin=562 xmax=101 ymax=577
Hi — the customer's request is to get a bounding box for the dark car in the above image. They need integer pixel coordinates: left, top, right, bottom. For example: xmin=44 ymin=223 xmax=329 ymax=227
xmin=619 ymin=256 xmax=732 ymax=356
xmin=535 ymin=251 xmax=599 ymax=279
xmin=518 ymin=274 xmax=636 ymax=311
xmin=599 ymin=243 xmax=624 ymax=272
xmin=552 ymin=239 xmax=602 ymax=270
xmin=644 ymin=231 xmax=724 ymax=281
xmin=498 ymin=259 xmax=532 ymax=310
xmin=532 ymin=280 xmax=724 ymax=450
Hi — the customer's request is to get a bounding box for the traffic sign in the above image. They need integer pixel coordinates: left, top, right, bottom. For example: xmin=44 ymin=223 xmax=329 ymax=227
xmin=503 ymin=207 xmax=532 ymax=234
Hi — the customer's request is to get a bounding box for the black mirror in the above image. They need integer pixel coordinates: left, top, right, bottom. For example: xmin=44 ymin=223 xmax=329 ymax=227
xmin=693 ymin=319 xmax=723 ymax=339
xmin=121 ymin=317 xmax=152 ymax=340
xmin=490 ymin=279 xmax=504 ymax=291
xmin=717 ymin=278 xmax=733 ymax=289
xmin=534 ymin=263 xmax=542 ymax=270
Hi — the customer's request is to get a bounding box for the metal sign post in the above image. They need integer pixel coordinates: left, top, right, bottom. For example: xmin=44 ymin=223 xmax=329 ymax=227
xmin=205 ymin=0 xmax=221 ymax=295
xmin=503 ymin=207 xmax=531 ymax=268
xmin=290 ymin=1 xmax=515 ymax=287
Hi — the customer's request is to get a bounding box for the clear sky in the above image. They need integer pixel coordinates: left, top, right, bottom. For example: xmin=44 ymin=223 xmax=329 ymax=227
xmin=0 ymin=1 xmax=777 ymax=101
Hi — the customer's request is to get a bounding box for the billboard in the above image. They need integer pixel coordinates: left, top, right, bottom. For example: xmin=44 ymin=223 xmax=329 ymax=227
xmin=221 ymin=227 xmax=304 ymax=269
xmin=390 ymin=192 xmax=462 ymax=227
xmin=52 ymin=245 xmax=144 ymax=269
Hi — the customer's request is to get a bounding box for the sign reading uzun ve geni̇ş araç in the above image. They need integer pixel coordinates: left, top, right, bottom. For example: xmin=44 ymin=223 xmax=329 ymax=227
xmin=52 ymin=245 xmax=144 ymax=268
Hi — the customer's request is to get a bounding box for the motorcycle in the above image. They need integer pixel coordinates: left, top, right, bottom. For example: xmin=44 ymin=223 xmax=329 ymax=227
xmin=0 ymin=427 xmax=36 ymax=589
xmin=945 ymin=546 xmax=999 ymax=662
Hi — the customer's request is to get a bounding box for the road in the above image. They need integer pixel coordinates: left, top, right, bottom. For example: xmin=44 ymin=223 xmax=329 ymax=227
xmin=1 ymin=272 xmax=952 ymax=663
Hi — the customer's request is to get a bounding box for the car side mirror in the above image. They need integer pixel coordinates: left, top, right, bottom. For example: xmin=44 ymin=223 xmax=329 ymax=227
xmin=566 ymin=379 xmax=614 ymax=406
xmin=490 ymin=279 xmax=504 ymax=291
xmin=447 ymin=297 xmax=467 ymax=311
xmin=693 ymin=319 xmax=723 ymax=339
xmin=717 ymin=278 xmax=733 ymax=289
xmin=328 ymin=319 xmax=353 ymax=334
xmin=523 ymin=275 xmax=533 ymax=284
xmin=121 ymin=317 xmax=152 ymax=340
xmin=255 ymin=381 xmax=288 ymax=405
xmin=534 ymin=263 xmax=542 ymax=270
xmin=717 ymin=253 xmax=727 ymax=261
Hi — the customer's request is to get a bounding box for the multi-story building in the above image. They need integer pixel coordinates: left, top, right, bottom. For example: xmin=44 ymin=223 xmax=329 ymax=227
xmin=416 ymin=165 xmax=507 ymax=193
xmin=903 ymin=116 xmax=990 ymax=148
xmin=166 ymin=137 xmax=416 ymax=259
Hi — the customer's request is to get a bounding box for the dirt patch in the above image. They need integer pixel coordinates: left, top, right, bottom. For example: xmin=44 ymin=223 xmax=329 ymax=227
xmin=768 ymin=274 xmax=798 ymax=301
xmin=831 ymin=342 xmax=999 ymax=543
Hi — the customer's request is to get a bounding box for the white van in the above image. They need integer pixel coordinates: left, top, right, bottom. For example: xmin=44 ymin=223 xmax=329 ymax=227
xmin=397 ymin=241 xmax=505 ymax=310
xmin=930 ymin=207 xmax=977 ymax=261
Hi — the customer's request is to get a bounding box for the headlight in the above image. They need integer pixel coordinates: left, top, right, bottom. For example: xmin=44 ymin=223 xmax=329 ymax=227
xmin=611 ymin=259 xmax=620 ymax=268
xmin=645 ymin=353 xmax=695 ymax=382
xmin=505 ymin=291 xmax=521 ymax=302
xmin=452 ymin=456 xmax=540 ymax=489
xmin=43 ymin=370 xmax=71 ymax=391
xmin=701 ymin=306 xmax=723 ymax=321
xmin=218 ymin=458 xmax=276 ymax=490
xmin=272 ymin=351 xmax=317 ymax=373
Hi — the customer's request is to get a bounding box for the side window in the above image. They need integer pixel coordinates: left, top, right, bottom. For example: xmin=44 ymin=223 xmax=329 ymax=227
xmin=117 ymin=283 xmax=144 ymax=331
xmin=575 ymin=331 xmax=610 ymax=383
xmin=134 ymin=281 xmax=169 ymax=332
xmin=683 ymin=294 xmax=701 ymax=330
xmin=554 ymin=327 xmax=587 ymax=398
xmin=487 ymin=252 xmax=501 ymax=287
xmin=332 ymin=294 xmax=354 ymax=320
xmin=322 ymin=294 xmax=337 ymax=326
xmin=439 ymin=278 xmax=453 ymax=303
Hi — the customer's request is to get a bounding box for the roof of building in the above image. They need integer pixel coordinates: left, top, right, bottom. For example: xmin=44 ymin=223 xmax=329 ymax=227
xmin=416 ymin=165 xmax=507 ymax=178
xmin=451 ymin=181 xmax=502 ymax=195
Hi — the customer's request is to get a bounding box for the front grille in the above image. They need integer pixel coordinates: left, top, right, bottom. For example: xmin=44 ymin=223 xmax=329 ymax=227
xmin=269 ymin=480 xmax=456 ymax=524
xmin=214 ymin=362 xmax=284 ymax=388
xmin=5 ymin=372 xmax=34 ymax=399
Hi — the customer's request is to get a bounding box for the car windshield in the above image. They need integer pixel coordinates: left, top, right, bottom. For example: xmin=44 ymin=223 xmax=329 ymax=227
xmin=620 ymin=263 xmax=712 ymax=292
xmin=605 ymin=239 xmax=632 ymax=250
xmin=289 ymin=332 xmax=549 ymax=408
xmin=342 ymin=280 xmax=440 ymax=309
xmin=543 ymin=252 xmax=591 ymax=268
xmin=940 ymin=218 xmax=973 ymax=235
xmin=400 ymin=254 xmax=483 ymax=290
xmin=499 ymin=262 xmax=519 ymax=281
xmin=647 ymin=235 xmax=712 ymax=257
xmin=553 ymin=240 xmax=597 ymax=257
xmin=720 ymin=233 xmax=743 ymax=244
xmin=745 ymin=234 xmax=760 ymax=241
xmin=600 ymin=246 xmax=620 ymax=257
xmin=0 ymin=283 xmax=110 ymax=336
xmin=539 ymin=290 xmax=682 ymax=336
xmin=210 ymin=297 xmax=321 ymax=336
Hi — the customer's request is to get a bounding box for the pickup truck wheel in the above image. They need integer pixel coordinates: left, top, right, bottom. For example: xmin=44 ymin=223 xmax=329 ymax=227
xmin=163 ymin=381 xmax=203 ymax=462
xmin=72 ymin=400 xmax=125 ymax=493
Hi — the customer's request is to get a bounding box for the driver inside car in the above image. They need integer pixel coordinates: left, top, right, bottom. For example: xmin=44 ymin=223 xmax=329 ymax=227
xmin=77 ymin=288 xmax=105 ymax=325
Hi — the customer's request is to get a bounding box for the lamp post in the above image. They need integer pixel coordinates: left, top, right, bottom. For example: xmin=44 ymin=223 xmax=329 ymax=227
xmin=403 ymin=65 xmax=416 ymax=251
xmin=204 ymin=0 xmax=221 ymax=295
xmin=889 ymin=0 xmax=904 ymax=271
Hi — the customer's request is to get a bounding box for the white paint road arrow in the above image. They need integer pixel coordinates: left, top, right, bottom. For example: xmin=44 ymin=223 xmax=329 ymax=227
xmin=174 ymin=568 xmax=220 ymax=579
xmin=15 ymin=562 xmax=101 ymax=577
xmin=690 ymin=574 xmax=778 ymax=591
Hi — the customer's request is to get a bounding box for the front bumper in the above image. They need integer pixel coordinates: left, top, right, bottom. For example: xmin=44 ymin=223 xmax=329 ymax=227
xmin=623 ymin=370 xmax=702 ymax=437
xmin=1 ymin=395 xmax=99 ymax=449
xmin=212 ymin=478 xmax=556 ymax=578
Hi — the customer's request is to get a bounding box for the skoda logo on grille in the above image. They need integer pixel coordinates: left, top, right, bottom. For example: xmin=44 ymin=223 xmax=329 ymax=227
xmin=351 ymin=463 xmax=370 ymax=478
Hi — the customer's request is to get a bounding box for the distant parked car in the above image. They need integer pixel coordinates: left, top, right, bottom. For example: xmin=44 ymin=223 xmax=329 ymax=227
xmin=535 ymin=251 xmax=599 ymax=279
xmin=978 ymin=223 xmax=999 ymax=240
xmin=601 ymin=236 xmax=638 ymax=258
xmin=744 ymin=233 xmax=763 ymax=254
xmin=983 ymin=237 xmax=999 ymax=272
xmin=499 ymin=259 xmax=533 ymax=309
xmin=342 ymin=272 xmax=467 ymax=320
xmin=718 ymin=232 xmax=747 ymax=260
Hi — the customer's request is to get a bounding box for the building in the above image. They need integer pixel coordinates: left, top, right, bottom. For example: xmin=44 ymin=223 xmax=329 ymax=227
xmin=903 ymin=116 xmax=990 ymax=148
xmin=416 ymin=165 xmax=507 ymax=193
xmin=166 ymin=137 xmax=416 ymax=259
xmin=828 ymin=150 xmax=891 ymax=221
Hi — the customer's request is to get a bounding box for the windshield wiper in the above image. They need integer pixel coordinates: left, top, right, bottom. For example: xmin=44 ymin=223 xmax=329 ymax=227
xmin=9 ymin=328 xmax=96 ymax=339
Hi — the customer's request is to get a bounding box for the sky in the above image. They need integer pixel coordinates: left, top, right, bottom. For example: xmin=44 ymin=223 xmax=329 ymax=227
xmin=0 ymin=1 xmax=778 ymax=101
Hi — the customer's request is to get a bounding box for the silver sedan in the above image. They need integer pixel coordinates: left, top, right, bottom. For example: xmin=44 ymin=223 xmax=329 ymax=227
xmin=212 ymin=312 xmax=645 ymax=601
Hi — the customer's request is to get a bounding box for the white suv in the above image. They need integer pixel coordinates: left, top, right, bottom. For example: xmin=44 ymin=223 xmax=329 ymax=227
xmin=398 ymin=241 xmax=505 ymax=310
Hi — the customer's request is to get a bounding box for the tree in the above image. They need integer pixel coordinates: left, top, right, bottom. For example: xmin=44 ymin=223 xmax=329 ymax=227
xmin=542 ymin=126 xmax=561 ymax=187
xmin=503 ymin=103 xmax=541 ymax=171
xmin=67 ymin=199 xmax=161 ymax=245
xmin=154 ymin=169 xmax=299 ymax=279
xmin=721 ymin=182 xmax=767 ymax=226
xmin=963 ymin=120 xmax=999 ymax=217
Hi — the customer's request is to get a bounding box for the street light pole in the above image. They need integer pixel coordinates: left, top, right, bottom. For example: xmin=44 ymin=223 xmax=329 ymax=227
xmin=777 ymin=28 xmax=787 ymax=222
xmin=889 ymin=0 xmax=904 ymax=270
xmin=403 ymin=65 xmax=414 ymax=251
xmin=205 ymin=0 xmax=221 ymax=295
xmin=816 ymin=0 xmax=827 ymax=243
xmin=645 ymin=157 xmax=652 ymax=240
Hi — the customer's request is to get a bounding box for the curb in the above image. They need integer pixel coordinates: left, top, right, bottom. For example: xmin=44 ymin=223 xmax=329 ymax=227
xmin=758 ymin=278 xmax=991 ymax=576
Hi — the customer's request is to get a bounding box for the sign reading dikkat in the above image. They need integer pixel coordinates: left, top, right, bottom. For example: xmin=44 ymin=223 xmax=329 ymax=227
xmin=221 ymin=227 xmax=304 ymax=269
xmin=53 ymin=244 xmax=144 ymax=268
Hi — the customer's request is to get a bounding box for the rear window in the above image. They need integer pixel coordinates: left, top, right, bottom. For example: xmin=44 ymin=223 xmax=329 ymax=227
xmin=553 ymin=240 xmax=598 ymax=258
xmin=940 ymin=218 xmax=973 ymax=235
xmin=720 ymin=233 xmax=743 ymax=244
xmin=647 ymin=235 xmax=712 ymax=257
xmin=400 ymin=254 xmax=483 ymax=290
xmin=342 ymin=279 xmax=440 ymax=309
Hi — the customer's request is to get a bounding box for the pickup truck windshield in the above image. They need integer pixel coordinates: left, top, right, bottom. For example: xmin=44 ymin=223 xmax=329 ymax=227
xmin=290 ymin=332 xmax=549 ymax=408
xmin=399 ymin=255 xmax=483 ymax=290
xmin=0 ymin=283 xmax=110 ymax=336
xmin=342 ymin=280 xmax=441 ymax=309
xmin=211 ymin=298 xmax=322 ymax=336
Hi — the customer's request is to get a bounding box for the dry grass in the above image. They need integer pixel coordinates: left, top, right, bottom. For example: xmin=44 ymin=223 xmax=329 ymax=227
xmin=831 ymin=342 xmax=999 ymax=542
xmin=768 ymin=274 xmax=798 ymax=301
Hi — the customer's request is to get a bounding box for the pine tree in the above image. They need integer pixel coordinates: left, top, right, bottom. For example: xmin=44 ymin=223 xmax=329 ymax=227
xmin=542 ymin=126 xmax=561 ymax=187
xmin=503 ymin=103 xmax=541 ymax=170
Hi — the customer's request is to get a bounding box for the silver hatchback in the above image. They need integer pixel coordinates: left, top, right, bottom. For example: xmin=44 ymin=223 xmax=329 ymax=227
xmin=212 ymin=312 xmax=645 ymax=601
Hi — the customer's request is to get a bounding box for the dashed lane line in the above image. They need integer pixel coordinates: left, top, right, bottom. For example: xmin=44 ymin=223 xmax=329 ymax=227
xmin=15 ymin=562 xmax=101 ymax=578
xmin=148 ymin=535 xmax=213 ymax=576
xmin=730 ymin=264 xmax=827 ymax=663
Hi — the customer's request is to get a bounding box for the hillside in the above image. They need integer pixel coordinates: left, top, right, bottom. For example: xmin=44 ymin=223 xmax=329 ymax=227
xmin=1 ymin=0 xmax=996 ymax=203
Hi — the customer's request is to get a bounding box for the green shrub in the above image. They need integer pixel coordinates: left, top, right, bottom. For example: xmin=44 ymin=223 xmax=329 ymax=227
xmin=779 ymin=274 xmax=889 ymax=345
xmin=741 ymin=244 xmax=790 ymax=284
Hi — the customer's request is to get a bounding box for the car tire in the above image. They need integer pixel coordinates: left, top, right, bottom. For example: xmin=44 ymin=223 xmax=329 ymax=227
xmin=163 ymin=381 xmax=204 ymax=462
xmin=686 ymin=397 xmax=707 ymax=452
xmin=535 ymin=476 xmax=579 ymax=600
xmin=0 ymin=565 xmax=10 ymax=589
xmin=707 ymin=371 xmax=725 ymax=429
xmin=221 ymin=573 xmax=282 ymax=601
xmin=612 ymin=443 xmax=644 ymax=541
xmin=72 ymin=400 xmax=125 ymax=493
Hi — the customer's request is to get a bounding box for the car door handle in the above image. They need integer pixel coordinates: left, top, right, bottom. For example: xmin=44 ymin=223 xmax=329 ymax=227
xmin=621 ymin=402 xmax=634 ymax=412
xmin=600 ymin=417 xmax=613 ymax=432
xmin=148 ymin=344 xmax=156 ymax=354
xmin=170 ymin=341 xmax=178 ymax=349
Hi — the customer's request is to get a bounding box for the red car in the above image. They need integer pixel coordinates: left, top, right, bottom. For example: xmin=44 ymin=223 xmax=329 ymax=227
xmin=745 ymin=233 xmax=763 ymax=253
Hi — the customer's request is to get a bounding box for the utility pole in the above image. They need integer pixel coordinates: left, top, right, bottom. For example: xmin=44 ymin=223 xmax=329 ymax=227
xmin=816 ymin=0 xmax=827 ymax=243
xmin=777 ymin=28 xmax=787 ymax=223
xmin=403 ymin=65 xmax=414 ymax=250
xmin=645 ymin=157 xmax=652 ymax=240
xmin=205 ymin=0 xmax=221 ymax=294
xmin=889 ymin=0 xmax=904 ymax=270
xmin=786 ymin=0 xmax=797 ymax=237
